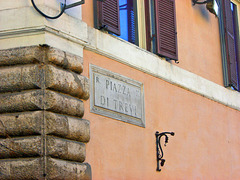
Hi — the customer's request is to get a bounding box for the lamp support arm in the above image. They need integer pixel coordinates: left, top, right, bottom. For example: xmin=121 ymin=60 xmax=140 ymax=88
xmin=155 ymin=131 xmax=175 ymax=172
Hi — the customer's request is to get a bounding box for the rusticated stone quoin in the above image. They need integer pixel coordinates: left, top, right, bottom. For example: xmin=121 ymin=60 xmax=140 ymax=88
xmin=0 ymin=90 xmax=84 ymax=117
xmin=0 ymin=46 xmax=83 ymax=73
xmin=0 ymin=64 xmax=43 ymax=93
xmin=45 ymin=65 xmax=89 ymax=100
xmin=0 ymin=111 xmax=90 ymax=142
xmin=0 ymin=158 xmax=43 ymax=180
xmin=47 ymin=158 xmax=91 ymax=180
xmin=47 ymin=47 xmax=83 ymax=74
xmin=47 ymin=136 xmax=86 ymax=162
xmin=0 ymin=90 xmax=45 ymax=113
xmin=0 ymin=46 xmax=91 ymax=180
xmin=0 ymin=158 xmax=91 ymax=180
xmin=0 ymin=46 xmax=43 ymax=66
xmin=45 ymin=112 xmax=90 ymax=142
xmin=0 ymin=111 xmax=42 ymax=137
xmin=0 ymin=136 xmax=42 ymax=159
xmin=0 ymin=64 xmax=89 ymax=99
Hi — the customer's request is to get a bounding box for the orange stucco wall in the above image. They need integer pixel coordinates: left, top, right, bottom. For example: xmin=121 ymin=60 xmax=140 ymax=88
xmin=81 ymin=0 xmax=240 ymax=179
xmin=83 ymin=50 xmax=240 ymax=180
xmin=176 ymin=1 xmax=224 ymax=86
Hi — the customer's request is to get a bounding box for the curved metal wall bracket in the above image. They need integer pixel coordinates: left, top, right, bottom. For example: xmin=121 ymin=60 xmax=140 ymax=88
xmin=60 ymin=0 xmax=85 ymax=10
xmin=155 ymin=131 xmax=175 ymax=171
xmin=61 ymin=0 xmax=106 ymax=10
xmin=31 ymin=0 xmax=92 ymax=19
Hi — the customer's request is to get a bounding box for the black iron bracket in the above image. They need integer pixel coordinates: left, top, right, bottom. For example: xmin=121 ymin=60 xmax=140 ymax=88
xmin=60 ymin=0 xmax=106 ymax=10
xmin=61 ymin=0 xmax=85 ymax=10
xmin=61 ymin=0 xmax=106 ymax=10
xmin=155 ymin=131 xmax=175 ymax=172
xmin=31 ymin=0 xmax=87 ymax=19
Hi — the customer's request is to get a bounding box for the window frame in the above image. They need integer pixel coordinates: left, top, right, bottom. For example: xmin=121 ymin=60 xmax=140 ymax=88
xmin=94 ymin=0 xmax=178 ymax=60
xmin=218 ymin=0 xmax=240 ymax=91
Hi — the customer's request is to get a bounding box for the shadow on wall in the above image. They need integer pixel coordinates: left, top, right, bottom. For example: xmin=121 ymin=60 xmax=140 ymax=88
xmin=192 ymin=3 xmax=211 ymax=21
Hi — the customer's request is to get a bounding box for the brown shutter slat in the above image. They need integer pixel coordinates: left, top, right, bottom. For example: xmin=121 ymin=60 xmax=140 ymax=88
xmin=97 ymin=0 xmax=120 ymax=35
xmin=144 ymin=0 xmax=151 ymax=51
xmin=222 ymin=0 xmax=238 ymax=89
xmin=154 ymin=0 xmax=178 ymax=60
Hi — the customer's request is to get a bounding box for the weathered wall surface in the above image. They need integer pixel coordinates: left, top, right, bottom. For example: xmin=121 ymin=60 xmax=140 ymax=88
xmin=0 ymin=0 xmax=240 ymax=179
xmin=0 ymin=46 xmax=91 ymax=179
xmin=83 ymin=50 xmax=240 ymax=180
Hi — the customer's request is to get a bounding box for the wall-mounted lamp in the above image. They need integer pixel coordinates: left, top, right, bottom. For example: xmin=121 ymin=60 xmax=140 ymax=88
xmin=31 ymin=0 xmax=85 ymax=19
xmin=192 ymin=0 xmax=219 ymax=17
xmin=155 ymin=131 xmax=175 ymax=172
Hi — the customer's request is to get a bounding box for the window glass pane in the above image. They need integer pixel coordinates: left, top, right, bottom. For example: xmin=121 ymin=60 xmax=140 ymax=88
xmin=150 ymin=0 xmax=156 ymax=53
xmin=117 ymin=0 xmax=138 ymax=44
xmin=230 ymin=2 xmax=233 ymax=11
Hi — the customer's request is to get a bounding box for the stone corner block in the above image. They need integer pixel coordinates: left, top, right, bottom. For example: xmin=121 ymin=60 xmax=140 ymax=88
xmin=0 ymin=158 xmax=44 ymax=179
xmin=47 ymin=47 xmax=83 ymax=74
xmin=47 ymin=158 xmax=92 ymax=180
xmin=45 ymin=112 xmax=90 ymax=142
xmin=47 ymin=136 xmax=86 ymax=162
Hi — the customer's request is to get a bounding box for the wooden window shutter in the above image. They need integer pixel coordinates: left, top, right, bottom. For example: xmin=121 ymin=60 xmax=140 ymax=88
xmin=222 ymin=0 xmax=238 ymax=89
xmin=97 ymin=0 xmax=120 ymax=36
xmin=127 ymin=0 xmax=137 ymax=44
xmin=154 ymin=0 xmax=178 ymax=60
